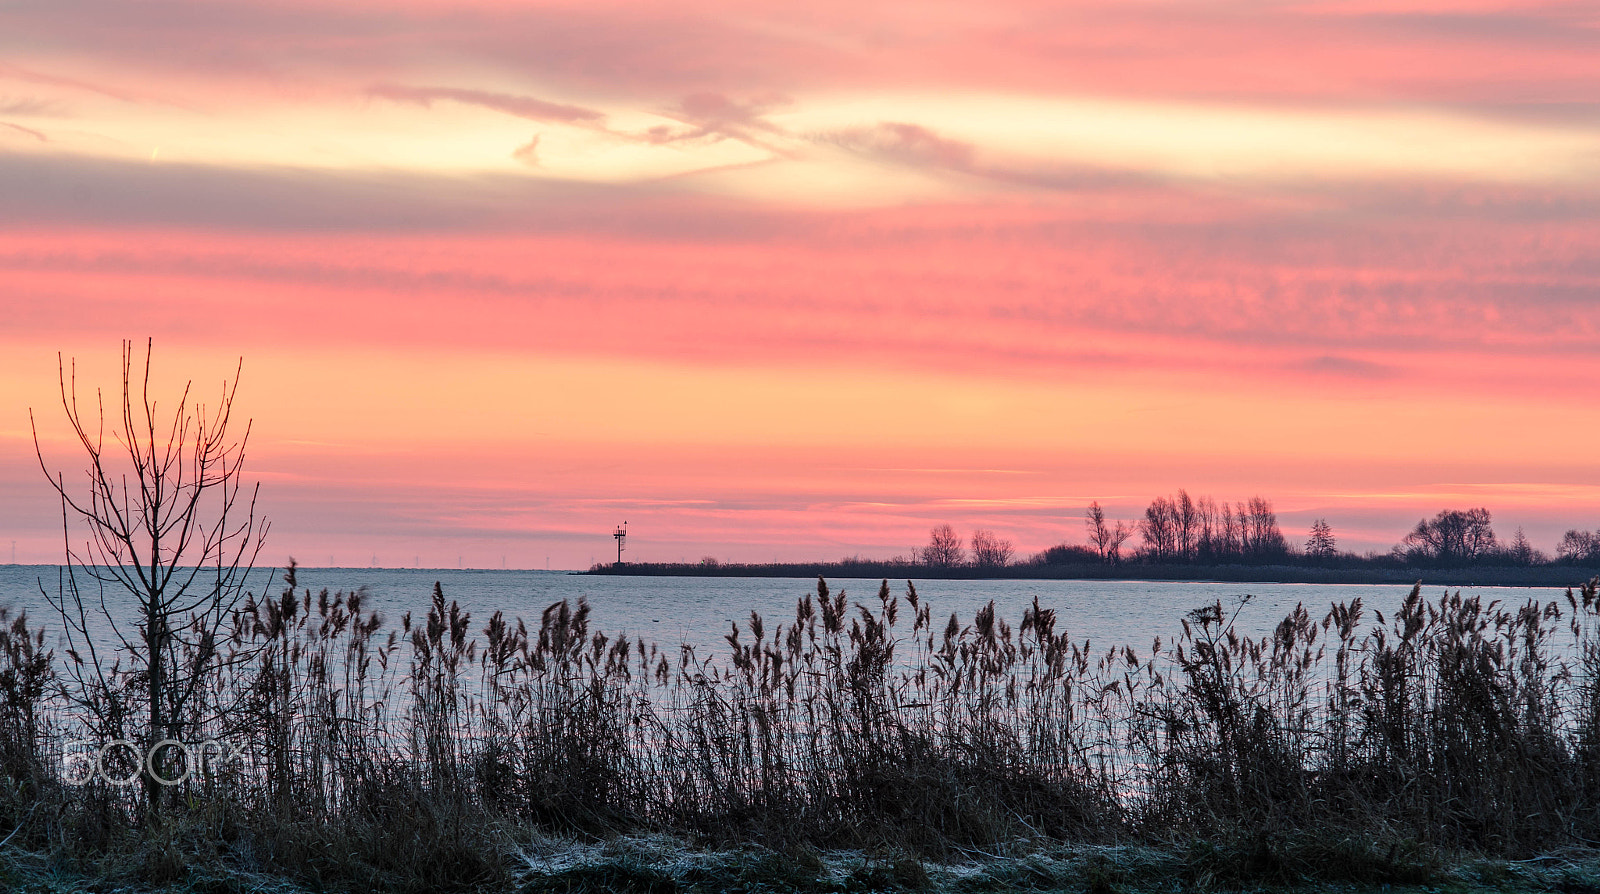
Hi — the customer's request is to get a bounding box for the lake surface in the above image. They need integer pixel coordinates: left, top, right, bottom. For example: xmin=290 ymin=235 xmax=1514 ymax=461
xmin=0 ymin=564 xmax=1578 ymax=662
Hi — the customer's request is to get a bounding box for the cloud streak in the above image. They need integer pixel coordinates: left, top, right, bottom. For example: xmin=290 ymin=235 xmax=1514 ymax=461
xmin=6 ymin=1 xmax=1599 ymax=107
xmin=0 ymin=121 xmax=47 ymax=141
xmin=826 ymin=122 xmax=975 ymax=171
xmin=0 ymin=97 xmax=61 ymax=116
xmin=366 ymin=84 xmax=606 ymax=124
xmin=0 ymin=62 xmax=146 ymax=104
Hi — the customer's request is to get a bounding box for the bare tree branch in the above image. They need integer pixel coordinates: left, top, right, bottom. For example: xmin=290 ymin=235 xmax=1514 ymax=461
xmin=32 ymin=339 xmax=270 ymax=810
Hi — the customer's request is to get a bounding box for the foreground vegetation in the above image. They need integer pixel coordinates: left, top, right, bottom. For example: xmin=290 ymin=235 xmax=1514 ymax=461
xmin=5 ymin=572 xmax=1600 ymax=891
xmin=9 ymin=831 xmax=1600 ymax=894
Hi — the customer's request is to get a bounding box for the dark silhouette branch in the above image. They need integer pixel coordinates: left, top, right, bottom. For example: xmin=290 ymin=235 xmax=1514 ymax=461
xmin=32 ymin=339 xmax=269 ymax=811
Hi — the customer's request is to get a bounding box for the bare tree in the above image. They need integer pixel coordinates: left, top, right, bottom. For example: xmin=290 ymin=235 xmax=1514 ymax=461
xmin=1175 ymin=489 xmax=1198 ymax=561
xmin=1086 ymin=502 xmax=1112 ymax=563
xmin=1306 ymin=518 xmax=1337 ymax=562
xmin=1241 ymin=496 xmax=1288 ymax=561
xmin=1139 ymin=496 xmax=1178 ymax=562
xmin=1086 ymin=502 xmax=1134 ymax=565
xmin=1219 ymin=502 xmax=1242 ymax=560
xmin=1107 ymin=520 xmax=1132 ymax=565
xmin=1399 ymin=508 xmax=1496 ymax=566
xmin=1558 ymin=530 xmax=1600 ymax=565
xmin=970 ymin=529 xmax=1014 ymax=569
xmin=32 ymin=340 xmax=267 ymax=806
xmin=920 ymin=524 xmax=965 ymax=568
xmin=1195 ymin=496 xmax=1220 ymax=561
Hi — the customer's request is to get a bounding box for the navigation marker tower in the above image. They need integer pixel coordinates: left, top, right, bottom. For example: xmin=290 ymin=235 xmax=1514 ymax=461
xmin=613 ymin=522 xmax=628 ymax=566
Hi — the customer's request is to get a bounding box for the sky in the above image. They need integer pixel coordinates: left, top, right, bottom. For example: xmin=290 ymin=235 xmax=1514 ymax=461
xmin=3 ymin=0 xmax=1599 ymax=569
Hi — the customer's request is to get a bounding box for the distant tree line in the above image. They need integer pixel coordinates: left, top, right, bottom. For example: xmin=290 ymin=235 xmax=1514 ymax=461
xmin=906 ymin=494 xmax=1600 ymax=572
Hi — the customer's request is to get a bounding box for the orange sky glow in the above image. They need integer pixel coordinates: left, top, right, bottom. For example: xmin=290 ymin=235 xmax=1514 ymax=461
xmin=4 ymin=0 xmax=1599 ymax=567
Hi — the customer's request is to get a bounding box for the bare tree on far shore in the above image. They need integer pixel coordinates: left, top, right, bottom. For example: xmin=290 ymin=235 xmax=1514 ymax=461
xmin=1399 ymin=508 xmax=1496 ymax=565
xmin=1140 ymin=497 xmax=1178 ymax=561
xmin=1558 ymin=529 xmax=1600 ymax=564
xmin=970 ymin=529 xmax=1014 ymax=569
xmin=1176 ymin=490 xmax=1198 ymax=561
xmin=1508 ymin=528 xmax=1543 ymax=566
xmin=1306 ymin=518 xmax=1337 ymax=562
xmin=1085 ymin=502 xmax=1131 ymax=565
xmin=920 ymin=524 xmax=965 ymax=568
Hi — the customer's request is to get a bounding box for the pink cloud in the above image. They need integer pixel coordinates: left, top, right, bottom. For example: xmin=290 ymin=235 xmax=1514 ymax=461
xmin=6 ymin=1 xmax=1598 ymax=110
xmin=366 ymin=84 xmax=606 ymax=124
xmin=0 ymin=121 xmax=47 ymax=141
xmin=4 ymin=168 xmax=1597 ymax=377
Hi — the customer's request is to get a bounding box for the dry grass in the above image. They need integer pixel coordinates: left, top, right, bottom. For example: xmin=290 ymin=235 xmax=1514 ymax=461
xmin=4 ymin=570 xmax=1600 ymax=890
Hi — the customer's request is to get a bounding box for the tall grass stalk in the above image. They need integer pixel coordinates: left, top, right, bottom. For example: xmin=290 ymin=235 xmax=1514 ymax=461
xmin=5 ymin=570 xmax=1600 ymax=890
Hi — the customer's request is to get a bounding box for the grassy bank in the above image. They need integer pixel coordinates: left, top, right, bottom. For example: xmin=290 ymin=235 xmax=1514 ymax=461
xmin=4 ymin=572 xmax=1600 ymax=891
xmin=8 ymin=833 xmax=1600 ymax=894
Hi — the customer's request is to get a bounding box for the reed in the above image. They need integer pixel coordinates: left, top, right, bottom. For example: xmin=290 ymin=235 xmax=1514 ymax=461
xmin=4 ymin=570 xmax=1600 ymax=891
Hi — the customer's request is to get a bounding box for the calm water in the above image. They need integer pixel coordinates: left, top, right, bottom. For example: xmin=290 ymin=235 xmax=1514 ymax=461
xmin=0 ymin=564 xmax=1576 ymax=661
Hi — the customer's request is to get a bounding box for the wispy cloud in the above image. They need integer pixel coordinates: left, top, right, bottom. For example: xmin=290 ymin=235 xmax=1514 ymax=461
xmin=0 ymin=62 xmax=148 ymax=104
xmin=511 ymin=134 xmax=541 ymax=165
xmin=0 ymin=122 xmax=47 ymax=142
xmin=366 ymin=84 xmax=606 ymax=124
xmin=826 ymin=122 xmax=976 ymax=172
xmin=0 ymin=97 xmax=61 ymax=116
xmin=818 ymin=120 xmax=1161 ymax=192
xmin=644 ymin=92 xmax=796 ymax=155
xmin=1297 ymin=355 xmax=1397 ymax=380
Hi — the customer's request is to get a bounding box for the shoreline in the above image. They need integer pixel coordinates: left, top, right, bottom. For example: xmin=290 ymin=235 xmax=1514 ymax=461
xmin=585 ymin=560 xmax=1600 ymax=588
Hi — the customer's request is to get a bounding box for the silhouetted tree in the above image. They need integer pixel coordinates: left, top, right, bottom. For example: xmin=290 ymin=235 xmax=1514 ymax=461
xmin=1140 ymin=496 xmax=1178 ymax=561
xmin=1507 ymin=528 xmax=1541 ymax=566
xmin=1400 ymin=508 xmax=1497 ymax=565
xmin=1084 ymin=503 xmax=1134 ymax=565
xmin=32 ymin=339 xmax=267 ymax=808
xmin=1558 ymin=529 xmax=1600 ymax=565
xmin=970 ymin=529 xmax=1014 ymax=568
xmin=1219 ymin=502 xmax=1243 ymax=560
xmin=1034 ymin=543 xmax=1100 ymax=565
xmin=1306 ymin=518 xmax=1337 ymax=562
xmin=1196 ymin=496 xmax=1220 ymax=561
xmin=1241 ymin=496 xmax=1288 ymax=561
xmin=1086 ymin=502 xmax=1114 ymax=563
xmin=1175 ymin=489 xmax=1198 ymax=561
xmin=920 ymin=524 xmax=965 ymax=568
xmin=1108 ymin=520 xmax=1132 ymax=564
